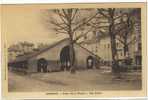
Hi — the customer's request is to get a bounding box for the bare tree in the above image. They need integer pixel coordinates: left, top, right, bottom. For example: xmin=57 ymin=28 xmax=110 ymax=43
xmin=95 ymin=8 xmax=130 ymax=73
xmin=116 ymin=9 xmax=141 ymax=58
xmin=44 ymin=9 xmax=98 ymax=73
xmin=95 ymin=8 xmax=116 ymax=73
xmin=92 ymin=8 xmax=140 ymax=74
xmin=116 ymin=12 xmax=136 ymax=57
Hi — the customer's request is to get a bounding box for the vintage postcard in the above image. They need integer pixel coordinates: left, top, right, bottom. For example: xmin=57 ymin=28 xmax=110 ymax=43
xmin=1 ymin=3 xmax=147 ymax=99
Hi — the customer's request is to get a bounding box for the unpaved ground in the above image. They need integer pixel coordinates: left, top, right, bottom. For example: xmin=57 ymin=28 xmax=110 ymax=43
xmin=8 ymin=68 xmax=142 ymax=92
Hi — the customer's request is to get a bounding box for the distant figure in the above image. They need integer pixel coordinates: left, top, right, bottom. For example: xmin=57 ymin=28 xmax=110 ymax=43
xmin=87 ymin=56 xmax=94 ymax=69
xmin=37 ymin=58 xmax=48 ymax=72
xmin=66 ymin=61 xmax=71 ymax=71
xmin=88 ymin=59 xmax=92 ymax=67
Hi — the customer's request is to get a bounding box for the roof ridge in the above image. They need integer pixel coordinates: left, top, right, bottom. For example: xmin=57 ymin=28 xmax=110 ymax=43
xmin=9 ymin=38 xmax=70 ymax=63
xmin=28 ymin=38 xmax=70 ymax=59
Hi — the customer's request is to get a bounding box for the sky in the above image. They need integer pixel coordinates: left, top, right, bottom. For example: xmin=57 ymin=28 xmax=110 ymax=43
xmin=1 ymin=5 xmax=68 ymax=47
xmin=1 ymin=5 xmax=140 ymax=48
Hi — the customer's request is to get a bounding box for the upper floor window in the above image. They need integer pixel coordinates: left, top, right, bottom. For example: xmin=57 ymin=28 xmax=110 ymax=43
xmin=104 ymin=44 xmax=106 ymax=48
xmin=108 ymin=44 xmax=110 ymax=48
xmin=120 ymin=52 xmax=123 ymax=57
xmin=138 ymin=43 xmax=141 ymax=51
xmin=116 ymin=43 xmax=119 ymax=48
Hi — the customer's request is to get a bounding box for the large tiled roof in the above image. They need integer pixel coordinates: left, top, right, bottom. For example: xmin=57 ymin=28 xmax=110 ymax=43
xmin=9 ymin=38 xmax=70 ymax=63
xmin=8 ymin=38 xmax=100 ymax=63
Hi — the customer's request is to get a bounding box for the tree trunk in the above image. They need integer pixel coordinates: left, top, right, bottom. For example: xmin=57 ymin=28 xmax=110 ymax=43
xmin=69 ymin=40 xmax=76 ymax=74
xmin=67 ymin=15 xmax=76 ymax=74
xmin=123 ymin=44 xmax=128 ymax=57
xmin=123 ymin=34 xmax=128 ymax=57
xmin=110 ymin=34 xmax=119 ymax=73
xmin=108 ymin=9 xmax=119 ymax=73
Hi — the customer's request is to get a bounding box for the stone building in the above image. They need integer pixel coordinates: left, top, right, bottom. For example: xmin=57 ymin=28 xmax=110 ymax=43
xmin=8 ymin=38 xmax=100 ymax=73
xmin=81 ymin=9 xmax=141 ymax=65
xmin=8 ymin=42 xmax=35 ymax=61
xmin=82 ymin=36 xmax=124 ymax=63
xmin=81 ymin=33 xmax=141 ymax=65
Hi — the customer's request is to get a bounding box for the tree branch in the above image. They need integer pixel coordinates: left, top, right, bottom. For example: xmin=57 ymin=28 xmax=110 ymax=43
xmin=53 ymin=28 xmax=68 ymax=34
xmin=55 ymin=10 xmax=69 ymax=26
xmin=90 ymin=23 xmax=109 ymax=29
xmin=91 ymin=21 xmax=109 ymax=25
xmin=71 ymin=9 xmax=79 ymax=21
xmin=72 ymin=12 xmax=99 ymax=33
xmin=113 ymin=13 xmax=127 ymax=21
xmin=127 ymin=36 xmax=137 ymax=45
xmin=50 ymin=20 xmax=68 ymax=32
xmin=97 ymin=9 xmax=109 ymax=18
xmin=74 ymin=27 xmax=95 ymax=42
xmin=116 ymin=36 xmax=125 ymax=44
xmin=114 ymin=25 xmax=127 ymax=35
xmin=98 ymin=30 xmax=108 ymax=36
xmin=62 ymin=9 xmax=69 ymax=22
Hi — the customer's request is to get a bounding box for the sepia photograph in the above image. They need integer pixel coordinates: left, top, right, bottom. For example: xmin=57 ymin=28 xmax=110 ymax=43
xmin=1 ymin=3 xmax=147 ymax=98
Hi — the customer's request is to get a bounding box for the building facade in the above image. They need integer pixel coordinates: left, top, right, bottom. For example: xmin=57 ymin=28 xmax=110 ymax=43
xmin=81 ymin=33 xmax=141 ymax=65
xmin=8 ymin=38 xmax=99 ymax=73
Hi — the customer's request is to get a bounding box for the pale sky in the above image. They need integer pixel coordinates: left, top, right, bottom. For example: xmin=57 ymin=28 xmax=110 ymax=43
xmin=1 ymin=5 xmax=68 ymax=47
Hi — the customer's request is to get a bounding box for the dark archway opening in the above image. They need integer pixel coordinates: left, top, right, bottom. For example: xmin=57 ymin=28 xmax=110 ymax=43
xmin=135 ymin=55 xmax=142 ymax=65
xmin=60 ymin=45 xmax=74 ymax=71
xmin=37 ymin=58 xmax=48 ymax=72
xmin=87 ymin=56 xmax=94 ymax=69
